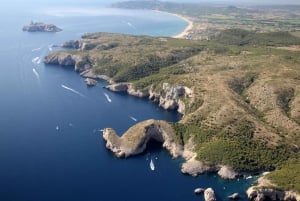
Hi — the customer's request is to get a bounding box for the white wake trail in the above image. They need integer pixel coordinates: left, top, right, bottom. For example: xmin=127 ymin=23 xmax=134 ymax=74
xmin=32 ymin=47 xmax=41 ymax=52
xmin=48 ymin=44 xmax=53 ymax=51
xmin=32 ymin=56 xmax=40 ymax=64
xmin=61 ymin=84 xmax=85 ymax=97
xmin=129 ymin=116 xmax=137 ymax=122
xmin=104 ymin=93 xmax=112 ymax=103
xmin=32 ymin=68 xmax=40 ymax=79
xmin=127 ymin=22 xmax=136 ymax=29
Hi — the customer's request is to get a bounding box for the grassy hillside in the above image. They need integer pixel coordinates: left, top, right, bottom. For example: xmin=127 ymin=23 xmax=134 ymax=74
xmin=46 ymin=15 xmax=300 ymax=192
xmin=113 ymin=1 xmax=300 ymax=40
xmin=52 ymin=33 xmax=203 ymax=82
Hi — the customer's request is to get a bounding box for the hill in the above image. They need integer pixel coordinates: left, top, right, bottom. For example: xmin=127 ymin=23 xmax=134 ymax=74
xmin=44 ymin=2 xmax=300 ymax=195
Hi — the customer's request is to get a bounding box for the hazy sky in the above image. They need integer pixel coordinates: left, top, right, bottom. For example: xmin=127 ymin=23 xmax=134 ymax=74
xmin=3 ymin=0 xmax=300 ymax=7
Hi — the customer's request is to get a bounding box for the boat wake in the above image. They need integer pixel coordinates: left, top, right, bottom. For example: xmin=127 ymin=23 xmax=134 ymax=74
xmin=32 ymin=56 xmax=40 ymax=63
xmin=32 ymin=56 xmax=41 ymax=64
xmin=32 ymin=68 xmax=40 ymax=79
xmin=127 ymin=22 xmax=136 ymax=29
xmin=104 ymin=93 xmax=112 ymax=102
xmin=32 ymin=47 xmax=41 ymax=52
xmin=129 ymin=116 xmax=137 ymax=122
xmin=61 ymin=84 xmax=85 ymax=97
xmin=150 ymin=158 xmax=155 ymax=171
xmin=48 ymin=44 xmax=53 ymax=51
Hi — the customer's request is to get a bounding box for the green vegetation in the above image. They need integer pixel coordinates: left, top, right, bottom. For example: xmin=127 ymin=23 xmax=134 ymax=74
xmin=267 ymin=158 xmax=300 ymax=192
xmin=51 ymin=30 xmax=300 ymax=177
xmin=212 ymin=29 xmax=300 ymax=46
xmin=77 ymin=33 xmax=203 ymax=82
xmin=113 ymin=1 xmax=300 ymax=38
xmin=228 ymin=72 xmax=258 ymax=95
xmin=46 ymin=2 xmax=300 ymax=192
xmin=172 ymin=121 xmax=293 ymax=172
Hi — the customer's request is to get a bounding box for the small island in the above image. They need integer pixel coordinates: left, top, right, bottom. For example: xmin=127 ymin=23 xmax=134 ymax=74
xmin=22 ymin=21 xmax=62 ymax=32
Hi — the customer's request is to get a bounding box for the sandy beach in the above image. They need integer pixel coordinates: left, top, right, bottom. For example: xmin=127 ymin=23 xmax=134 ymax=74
xmin=172 ymin=14 xmax=194 ymax=39
xmin=154 ymin=10 xmax=194 ymax=39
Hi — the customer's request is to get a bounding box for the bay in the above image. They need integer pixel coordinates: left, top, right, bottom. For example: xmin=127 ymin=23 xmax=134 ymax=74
xmin=0 ymin=2 xmax=254 ymax=201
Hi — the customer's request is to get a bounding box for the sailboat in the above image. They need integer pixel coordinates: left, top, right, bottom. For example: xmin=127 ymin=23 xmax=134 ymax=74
xmin=150 ymin=158 xmax=155 ymax=171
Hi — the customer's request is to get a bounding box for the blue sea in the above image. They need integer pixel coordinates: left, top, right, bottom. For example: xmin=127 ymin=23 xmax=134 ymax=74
xmin=0 ymin=1 xmax=254 ymax=201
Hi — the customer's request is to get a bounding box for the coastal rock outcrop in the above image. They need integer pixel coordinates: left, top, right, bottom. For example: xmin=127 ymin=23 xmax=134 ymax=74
xmin=85 ymin=78 xmax=97 ymax=86
xmin=204 ymin=188 xmax=217 ymax=201
xmin=158 ymin=83 xmax=191 ymax=112
xmin=102 ymin=119 xmax=183 ymax=158
xmin=22 ymin=21 xmax=62 ymax=32
xmin=105 ymin=82 xmax=193 ymax=114
xmin=63 ymin=40 xmax=82 ymax=49
xmin=80 ymin=70 xmax=115 ymax=84
xmin=217 ymin=165 xmax=238 ymax=179
xmin=44 ymin=53 xmax=79 ymax=66
xmin=105 ymin=83 xmax=149 ymax=98
xmin=181 ymin=156 xmax=216 ymax=176
xmin=105 ymin=83 xmax=129 ymax=93
xmin=44 ymin=53 xmax=92 ymax=72
xmin=247 ymin=176 xmax=300 ymax=201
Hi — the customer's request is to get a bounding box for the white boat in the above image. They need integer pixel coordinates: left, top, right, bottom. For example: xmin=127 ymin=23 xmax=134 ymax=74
xmin=150 ymin=158 xmax=155 ymax=171
xmin=246 ymin=176 xmax=253 ymax=180
xmin=56 ymin=126 xmax=59 ymax=131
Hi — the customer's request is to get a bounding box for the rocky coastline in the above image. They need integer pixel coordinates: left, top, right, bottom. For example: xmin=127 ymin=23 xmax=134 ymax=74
xmin=44 ymin=52 xmax=243 ymax=179
xmin=42 ymin=32 xmax=300 ymax=200
xmin=105 ymin=82 xmax=192 ymax=114
xmin=102 ymin=119 xmax=183 ymax=158
xmin=22 ymin=21 xmax=62 ymax=32
xmin=102 ymin=117 xmax=241 ymax=180
xmin=246 ymin=175 xmax=300 ymax=201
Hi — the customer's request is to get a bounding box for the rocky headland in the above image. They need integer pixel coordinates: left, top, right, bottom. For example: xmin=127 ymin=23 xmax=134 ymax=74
xmin=43 ymin=29 xmax=300 ymax=196
xmin=102 ymin=117 xmax=241 ymax=180
xmin=102 ymin=119 xmax=183 ymax=158
xmin=22 ymin=21 xmax=62 ymax=32
xmin=247 ymin=175 xmax=300 ymax=201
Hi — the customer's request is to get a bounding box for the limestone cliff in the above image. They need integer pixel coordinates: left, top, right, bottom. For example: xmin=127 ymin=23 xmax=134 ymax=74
xmin=102 ymin=119 xmax=183 ymax=158
xmin=105 ymin=82 xmax=192 ymax=114
xmin=44 ymin=53 xmax=92 ymax=72
xmin=217 ymin=166 xmax=238 ymax=179
xmin=247 ymin=176 xmax=300 ymax=201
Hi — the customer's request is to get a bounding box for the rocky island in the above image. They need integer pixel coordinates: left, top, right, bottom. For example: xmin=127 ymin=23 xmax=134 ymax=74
xmin=43 ymin=1 xmax=300 ymax=200
xmin=22 ymin=21 xmax=62 ymax=32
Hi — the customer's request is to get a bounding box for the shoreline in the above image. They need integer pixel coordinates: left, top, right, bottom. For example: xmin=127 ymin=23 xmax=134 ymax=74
xmin=171 ymin=13 xmax=194 ymax=39
xmin=154 ymin=10 xmax=194 ymax=39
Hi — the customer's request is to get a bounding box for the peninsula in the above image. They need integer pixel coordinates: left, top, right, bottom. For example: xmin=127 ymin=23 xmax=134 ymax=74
xmin=22 ymin=21 xmax=62 ymax=32
xmin=44 ymin=1 xmax=300 ymax=200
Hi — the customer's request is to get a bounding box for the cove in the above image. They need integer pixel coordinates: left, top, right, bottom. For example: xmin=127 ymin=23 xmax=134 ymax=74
xmin=0 ymin=2 xmax=254 ymax=201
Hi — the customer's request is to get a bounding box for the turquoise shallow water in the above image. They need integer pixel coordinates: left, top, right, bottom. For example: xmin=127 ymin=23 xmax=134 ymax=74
xmin=0 ymin=2 xmax=254 ymax=201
